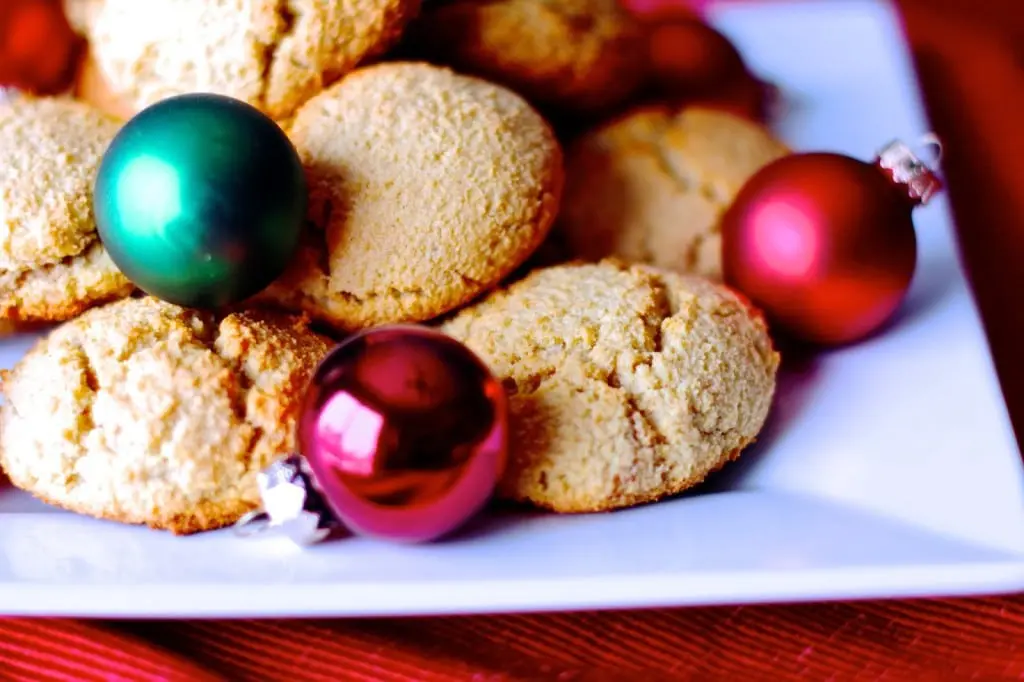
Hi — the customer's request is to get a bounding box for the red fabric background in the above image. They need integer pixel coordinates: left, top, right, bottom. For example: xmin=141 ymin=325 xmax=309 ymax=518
xmin=1 ymin=0 xmax=1023 ymax=679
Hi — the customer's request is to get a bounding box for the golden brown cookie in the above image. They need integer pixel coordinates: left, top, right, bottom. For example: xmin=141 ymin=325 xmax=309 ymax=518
xmin=257 ymin=62 xmax=563 ymax=331
xmin=86 ymin=0 xmax=422 ymax=121
xmin=0 ymin=96 xmax=133 ymax=322
xmin=406 ymin=0 xmax=647 ymax=114
xmin=0 ymin=296 xmax=333 ymax=534
xmin=441 ymin=260 xmax=779 ymax=513
xmin=558 ymin=106 xmax=790 ymax=279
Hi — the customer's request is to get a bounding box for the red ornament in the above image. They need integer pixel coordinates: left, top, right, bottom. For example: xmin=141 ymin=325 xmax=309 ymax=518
xmin=642 ymin=15 xmax=771 ymax=122
xmin=0 ymin=0 xmax=80 ymax=95
xmin=298 ymin=326 xmax=508 ymax=543
xmin=721 ymin=140 xmax=944 ymax=346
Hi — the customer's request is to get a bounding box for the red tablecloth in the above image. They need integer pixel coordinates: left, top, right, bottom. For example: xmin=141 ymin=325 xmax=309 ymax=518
xmin=2 ymin=598 xmax=1024 ymax=680
xmin=2 ymin=1 xmax=1023 ymax=679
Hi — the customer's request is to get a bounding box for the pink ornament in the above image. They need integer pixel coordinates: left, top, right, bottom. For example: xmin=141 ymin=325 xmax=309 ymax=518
xmin=235 ymin=326 xmax=508 ymax=545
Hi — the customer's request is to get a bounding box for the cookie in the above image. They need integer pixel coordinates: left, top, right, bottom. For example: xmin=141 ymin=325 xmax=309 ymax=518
xmin=86 ymin=0 xmax=422 ymax=121
xmin=257 ymin=62 xmax=563 ymax=331
xmin=406 ymin=0 xmax=647 ymax=114
xmin=441 ymin=260 xmax=778 ymax=513
xmin=0 ymin=96 xmax=134 ymax=322
xmin=73 ymin=44 xmax=137 ymax=121
xmin=0 ymin=297 xmax=333 ymax=534
xmin=63 ymin=0 xmax=106 ymax=35
xmin=558 ymin=107 xmax=790 ymax=279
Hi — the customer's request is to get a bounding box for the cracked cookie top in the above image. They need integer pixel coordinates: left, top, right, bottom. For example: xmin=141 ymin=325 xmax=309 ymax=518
xmin=0 ymin=97 xmax=134 ymax=322
xmin=558 ymin=106 xmax=789 ymax=280
xmin=0 ymin=296 xmax=333 ymax=534
xmin=440 ymin=260 xmax=779 ymax=512
xmin=0 ymin=97 xmax=119 ymax=270
xmin=256 ymin=62 xmax=564 ymax=332
xmin=86 ymin=0 xmax=423 ymax=121
xmin=405 ymin=0 xmax=647 ymax=115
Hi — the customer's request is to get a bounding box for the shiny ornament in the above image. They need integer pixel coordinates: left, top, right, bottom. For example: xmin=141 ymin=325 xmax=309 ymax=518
xmin=236 ymin=326 xmax=509 ymax=545
xmin=721 ymin=140 xmax=944 ymax=346
xmin=94 ymin=93 xmax=305 ymax=308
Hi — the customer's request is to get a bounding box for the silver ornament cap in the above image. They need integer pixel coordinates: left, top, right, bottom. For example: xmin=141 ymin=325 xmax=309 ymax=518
xmin=876 ymin=137 xmax=944 ymax=206
xmin=233 ymin=454 xmax=338 ymax=545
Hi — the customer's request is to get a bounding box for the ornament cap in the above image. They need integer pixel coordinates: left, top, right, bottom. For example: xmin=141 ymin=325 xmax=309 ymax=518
xmin=875 ymin=137 xmax=944 ymax=206
xmin=233 ymin=454 xmax=339 ymax=546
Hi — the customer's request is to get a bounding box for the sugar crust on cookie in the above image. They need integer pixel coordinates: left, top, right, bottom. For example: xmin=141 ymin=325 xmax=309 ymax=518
xmin=408 ymin=0 xmax=647 ymax=113
xmin=258 ymin=61 xmax=564 ymax=331
xmin=87 ymin=0 xmax=423 ymax=120
xmin=441 ymin=260 xmax=779 ymax=513
xmin=0 ymin=97 xmax=133 ymax=322
xmin=559 ymin=106 xmax=790 ymax=279
xmin=0 ymin=297 xmax=332 ymax=534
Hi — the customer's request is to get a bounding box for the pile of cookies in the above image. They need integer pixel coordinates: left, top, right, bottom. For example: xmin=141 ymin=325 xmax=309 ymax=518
xmin=0 ymin=0 xmax=784 ymax=534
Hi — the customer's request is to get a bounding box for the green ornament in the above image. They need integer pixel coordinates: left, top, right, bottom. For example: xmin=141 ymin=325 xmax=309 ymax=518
xmin=94 ymin=93 xmax=306 ymax=308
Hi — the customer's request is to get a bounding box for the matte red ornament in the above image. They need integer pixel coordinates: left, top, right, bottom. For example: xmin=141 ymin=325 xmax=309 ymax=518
xmin=721 ymin=140 xmax=943 ymax=346
xmin=0 ymin=0 xmax=80 ymax=95
xmin=297 ymin=326 xmax=508 ymax=543
xmin=642 ymin=16 xmax=771 ymax=122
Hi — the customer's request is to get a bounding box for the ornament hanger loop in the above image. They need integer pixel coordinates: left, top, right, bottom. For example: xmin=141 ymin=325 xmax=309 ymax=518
xmin=233 ymin=510 xmax=273 ymax=537
xmin=876 ymin=137 xmax=945 ymax=206
xmin=915 ymin=133 xmax=944 ymax=169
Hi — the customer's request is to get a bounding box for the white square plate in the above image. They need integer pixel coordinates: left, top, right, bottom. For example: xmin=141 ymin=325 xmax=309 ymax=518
xmin=1 ymin=0 xmax=1023 ymax=618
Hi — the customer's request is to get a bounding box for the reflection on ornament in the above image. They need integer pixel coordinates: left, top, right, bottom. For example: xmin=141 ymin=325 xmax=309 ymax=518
xmin=315 ymin=391 xmax=386 ymax=477
xmin=235 ymin=326 xmax=509 ymax=545
xmin=94 ymin=93 xmax=306 ymax=308
xmin=721 ymin=140 xmax=944 ymax=346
